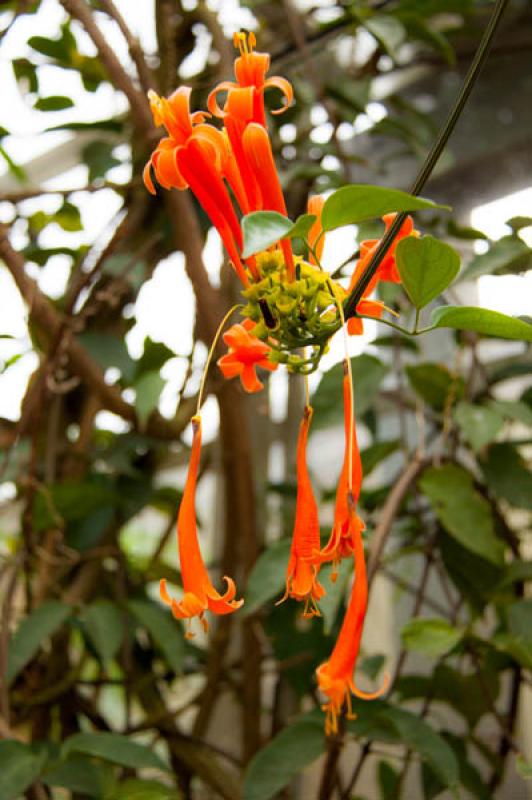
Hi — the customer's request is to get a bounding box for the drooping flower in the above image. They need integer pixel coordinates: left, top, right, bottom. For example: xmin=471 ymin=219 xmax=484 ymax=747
xmin=143 ymin=87 xmax=251 ymax=285
xmin=316 ymin=496 xmax=389 ymax=735
xmin=218 ymin=318 xmax=277 ymax=393
xmin=314 ymin=362 xmax=364 ymax=574
xmin=159 ymin=416 xmax=243 ymax=636
xmin=277 ymin=406 xmax=325 ymax=617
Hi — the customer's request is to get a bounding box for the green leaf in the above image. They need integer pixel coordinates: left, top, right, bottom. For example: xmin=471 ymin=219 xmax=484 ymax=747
xmin=64 ymin=732 xmax=169 ymax=772
xmin=43 ymin=754 xmax=114 ymax=797
xmin=516 ymin=756 xmax=532 ymax=780
xmin=431 ymin=305 xmax=532 ymax=342
xmin=241 ymin=211 xmax=293 ymax=258
xmin=348 ymin=702 xmax=459 ymax=790
xmin=82 ymin=139 xmax=121 ymax=182
xmin=364 ymin=14 xmax=406 ymax=58
xmin=55 ymin=200 xmax=83 ymax=232
xmin=28 ymin=34 xmax=70 ymax=61
xmin=401 ymin=617 xmax=463 ymax=657
xmin=319 ymin=559 xmax=352 ymax=634
xmin=377 ymin=760 xmax=399 ymax=800
xmin=460 ymin=235 xmax=532 ymax=281
xmin=135 ymin=371 xmax=165 ymax=427
xmin=13 ymin=58 xmax=39 ymax=93
xmin=33 ymin=479 xmax=116 ymax=531
xmin=128 ymin=599 xmax=185 ymax=673
xmin=7 ymin=600 xmax=71 ymax=684
xmin=34 ymin=95 xmax=74 ymax=111
xmin=396 ymin=235 xmax=460 ymax=309
xmin=0 ymin=741 xmax=46 ymax=800
xmin=361 ymin=441 xmax=400 ymax=476
xmin=489 ymin=399 xmax=532 ymax=428
xmin=243 ymin=717 xmax=325 ymax=800
xmin=77 ymin=332 xmax=136 ymax=381
xmin=419 ymin=464 xmax=504 ymax=565
xmin=454 ymin=401 xmax=504 ymax=451
xmin=492 ymin=633 xmax=532 ymax=669
xmin=381 ymin=708 xmax=458 ymax=790
xmin=136 ymin=337 xmax=175 ymax=377
xmin=480 ymin=443 xmax=532 ymax=510
xmin=109 ymin=779 xmax=181 ymax=800
xmin=321 ymin=185 xmax=448 ymax=232
xmin=312 ymin=354 xmax=388 ymax=428
xmin=83 ymin=599 xmax=124 ymax=663
xmin=406 ymin=362 xmax=462 ymax=411
xmin=497 ymin=560 xmax=532 ymax=588
xmin=243 ymin=538 xmax=291 ymax=616
xmin=447 ymin=220 xmax=487 ymax=240
xmin=508 ymin=600 xmax=532 ymax=641
xmin=288 ymin=213 xmax=317 ymax=242
xmin=507 ymin=216 xmax=532 ymax=232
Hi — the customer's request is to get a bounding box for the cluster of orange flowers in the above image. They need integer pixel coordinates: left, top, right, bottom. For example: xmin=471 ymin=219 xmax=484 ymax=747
xmin=144 ymin=33 xmax=419 ymax=734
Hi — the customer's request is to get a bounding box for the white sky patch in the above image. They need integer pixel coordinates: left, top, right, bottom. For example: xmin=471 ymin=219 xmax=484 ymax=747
xmin=471 ymin=187 xmax=532 ymax=317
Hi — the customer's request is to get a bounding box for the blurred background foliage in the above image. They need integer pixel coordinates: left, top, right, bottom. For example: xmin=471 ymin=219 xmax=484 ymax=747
xmin=0 ymin=0 xmax=531 ymax=798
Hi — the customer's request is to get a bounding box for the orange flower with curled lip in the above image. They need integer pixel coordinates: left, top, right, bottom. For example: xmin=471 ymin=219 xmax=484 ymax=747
xmin=208 ymin=33 xmax=295 ymax=278
xmin=314 ymin=362 xmax=365 ymax=574
xmin=316 ymin=495 xmax=389 ymax=735
xmin=208 ymin=32 xmax=293 ymax=127
xmin=218 ymin=318 xmax=277 ymax=393
xmin=143 ymin=87 xmax=252 ymax=285
xmin=160 ymin=415 xmax=243 ymax=637
xmin=277 ymin=406 xmax=325 ymax=617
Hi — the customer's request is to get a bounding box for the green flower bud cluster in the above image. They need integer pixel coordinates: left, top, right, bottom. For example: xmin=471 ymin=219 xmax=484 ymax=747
xmin=241 ymin=252 xmax=342 ymax=373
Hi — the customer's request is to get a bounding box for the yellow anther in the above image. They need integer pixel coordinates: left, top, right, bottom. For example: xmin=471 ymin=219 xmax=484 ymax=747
xmin=233 ymin=31 xmax=255 ymax=58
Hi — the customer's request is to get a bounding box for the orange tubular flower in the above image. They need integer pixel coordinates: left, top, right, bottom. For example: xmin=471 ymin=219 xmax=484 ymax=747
xmin=208 ymin=32 xmax=293 ymax=128
xmin=277 ymin=406 xmax=325 ymax=617
xmin=307 ymin=195 xmax=326 ymax=265
xmin=242 ymin=123 xmax=295 ymax=280
xmin=143 ymin=87 xmax=251 ymax=286
xmin=160 ymin=416 xmax=243 ymax=637
xmin=316 ymin=497 xmax=389 ymax=735
xmin=314 ymin=363 xmax=364 ymax=573
xmin=208 ymin=33 xmax=295 ymax=278
xmin=218 ymin=318 xmax=277 ymax=393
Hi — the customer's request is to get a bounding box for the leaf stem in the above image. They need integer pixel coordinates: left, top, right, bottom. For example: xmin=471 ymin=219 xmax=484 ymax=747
xmin=343 ymin=0 xmax=509 ymax=321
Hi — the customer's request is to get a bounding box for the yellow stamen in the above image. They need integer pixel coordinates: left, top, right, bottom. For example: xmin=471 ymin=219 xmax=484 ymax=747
xmin=233 ymin=31 xmax=256 ymax=58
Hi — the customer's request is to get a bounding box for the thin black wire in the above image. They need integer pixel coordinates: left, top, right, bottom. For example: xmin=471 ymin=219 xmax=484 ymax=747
xmin=343 ymin=0 xmax=510 ymax=320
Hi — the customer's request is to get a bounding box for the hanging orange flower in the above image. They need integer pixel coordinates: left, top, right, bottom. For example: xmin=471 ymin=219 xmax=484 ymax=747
xmin=143 ymin=87 xmax=251 ymax=285
xmin=316 ymin=497 xmax=389 ymax=735
xmin=277 ymin=406 xmax=325 ymax=617
xmin=218 ymin=318 xmax=277 ymax=393
xmin=314 ymin=362 xmax=364 ymax=574
xmin=160 ymin=416 xmax=243 ymax=637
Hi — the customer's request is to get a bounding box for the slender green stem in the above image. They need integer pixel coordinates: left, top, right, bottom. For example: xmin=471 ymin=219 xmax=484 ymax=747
xmin=414 ymin=308 xmax=421 ymax=334
xmin=343 ymin=0 xmax=509 ymax=321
